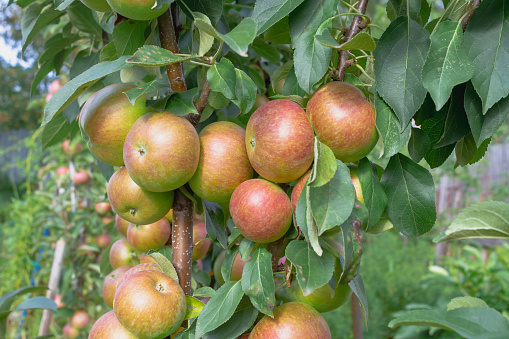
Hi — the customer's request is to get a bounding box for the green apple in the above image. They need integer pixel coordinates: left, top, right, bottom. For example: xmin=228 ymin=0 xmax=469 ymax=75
xmin=89 ymin=310 xmax=138 ymax=339
xmin=286 ymin=280 xmax=352 ymax=313
xmin=127 ymin=217 xmax=172 ymax=252
xmin=109 ymin=238 xmax=139 ymax=269
xmin=102 ymin=266 xmax=131 ymax=307
xmin=106 ymin=0 xmax=169 ymax=21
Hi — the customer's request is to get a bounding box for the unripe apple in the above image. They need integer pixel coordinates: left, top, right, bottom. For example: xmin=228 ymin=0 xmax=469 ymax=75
xmin=188 ymin=121 xmax=253 ymax=203
xmin=213 ymin=251 xmax=248 ymax=286
xmin=71 ymin=310 xmax=90 ymax=329
xmin=246 ymin=99 xmax=314 ymax=183
xmin=117 ymin=262 xmax=162 ymax=286
xmin=248 ymin=302 xmax=331 ymax=338
xmin=286 ymin=280 xmax=352 ymax=313
xmin=62 ymin=139 xmax=82 ymax=155
xmin=102 ymin=266 xmax=131 ymax=307
xmin=192 ymin=219 xmax=211 ymax=261
xmin=230 ymin=179 xmax=292 ymax=243
xmin=123 ymin=112 xmax=200 ymax=192
xmin=96 ymin=233 xmax=112 ymax=248
xmin=109 ymin=238 xmax=139 ymax=269
xmin=79 ymin=83 xmax=150 ymax=166
xmin=56 ymin=166 xmax=69 ymax=176
xmin=114 ymin=270 xmax=186 ymax=338
xmin=127 ymin=217 xmax=172 ymax=252
xmin=165 ymin=209 xmax=173 ymax=223
xmin=291 ymin=169 xmax=312 ymax=212
xmin=80 ymin=0 xmax=111 ymax=12
xmin=115 ymin=214 xmax=130 ymax=237
xmin=89 ymin=310 xmax=138 ymax=339
xmin=306 ymin=81 xmax=378 ymax=162
xmin=72 ymin=170 xmax=91 ymax=186
xmin=62 ymin=323 xmax=79 ymax=338
xmin=107 ymin=167 xmax=174 ymax=225
xmin=106 ymin=0 xmax=169 ymax=21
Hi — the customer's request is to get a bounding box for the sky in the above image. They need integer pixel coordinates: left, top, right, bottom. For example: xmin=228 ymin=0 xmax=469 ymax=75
xmin=0 ymin=0 xmax=31 ymax=68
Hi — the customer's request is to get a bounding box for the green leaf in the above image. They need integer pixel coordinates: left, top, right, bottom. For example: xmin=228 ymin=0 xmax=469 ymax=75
xmin=374 ymin=16 xmax=430 ymax=129
xmin=31 ymin=59 xmax=54 ymax=97
xmin=207 ymin=58 xmax=237 ymax=100
xmin=251 ymin=38 xmax=280 ymax=63
xmin=185 ymin=296 xmax=205 ymax=320
xmin=113 ymin=20 xmax=148 ymax=57
xmin=282 ymin=66 xmax=306 ymax=97
xmin=208 ymin=91 xmax=230 ymax=109
xmin=43 ymin=56 xmax=131 ymax=125
xmin=285 ymin=240 xmax=335 ymax=295
xmin=21 ymin=2 xmax=64 ymax=54
xmin=366 ymin=215 xmax=394 ymax=234
xmin=314 ymin=29 xmax=341 ymax=48
xmin=289 ymin=0 xmax=331 ymax=45
xmin=193 ymin=287 xmax=215 ymax=298
xmin=221 ymin=247 xmax=239 ymax=283
xmin=464 ymin=0 xmax=509 ymax=113
xmin=252 ymin=0 xmax=305 ymax=34
xmin=349 ymin=274 xmax=369 ymax=325
xmin=464 ymin=82 xmax=509 ymax=147
xmin=96 ymin=158 xmax=115 ymax=182
xmin=422 ymin=21 xmax=473 ymax=110
xmin=447 ymin=297 xmax=489 ymax=311
xmin=434 ymin=201 xmax=509 ymax=242
xmin=178 ymin=0 xmax=223 ymax=23
xmin=434 ymin=84 xmax=470 ymax=148
xmin=202 ymin=307 xmax=258 ymax=339
xmin=340 ymin=33 xmax=376 ymax=52
xmin=386 ymin=0 xmax=430 ymax=26
xmin=193 ymin=12 xmax=214 ymax=56
xmin=10 ymin=296 xmax=56 ymax=313
xmin=264 ymin=16 xmax=292 ymax=44
xmin=238 ymin=238 xmax=254 ymax=261
xmin=374 ymin=93 xmax=411 ymax=158
xmin=67 ymin=3 xmax=102 ymax=37
xmin=124 ymin=79 xmax=170 ymax=105
xmin=148 ymin=251 xmax=179 ymax=283
xmin=305 ymin=186 xmax=322 ymax=256
xmin=308 ymin=138 xmax=337 ymax=187
xmin=232 ymin=69 xmax=257 ymax=114
xmin=309 ymin=160 xmax=356 ymax=234
xmin=195 ymin=281 xmax=244 ymax=338
xmin=0 ymin=286 xmax=48 ymax=312
xmin=271 ymin=61 xmax=293 ymax=94
xmin=100 ymin=42 xmax=118 ymax=62
xmin=454 ymin=133 xmax=490 ymax=168
xmin=241 ymin=247 xmax=275 ymax=317
xmin=381 ymin=153 xmax=436 ymax=238
xmin=128 ymin=45 xmax=197 ymax=67
xmin=358 ymin=158 xmax=388 ymax=230
xmin=38 ymin=34 xmax=81 ymax=65
xmin=204 ymin=201 xmax=228 ymax=249
xmin=70 ymin=52 xmax=100 ymax=80
xmin=41 ymin=113 xmax=78 ymax=150
xmin=268 ymin=94 xmax=308 ymax=108
xmin=408 ymin=127 xmax=431 ymax=163
xmin=166 ymin=88 xmax=199 ymax=116
xmin=99 ymin=242 xmax=114 ymax=277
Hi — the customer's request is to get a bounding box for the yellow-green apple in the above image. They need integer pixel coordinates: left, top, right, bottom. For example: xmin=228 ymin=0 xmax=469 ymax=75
xmin=246 ymin=99 xmax=314 ymax=183
xmin=89 ymin=310 xmax=137 ymax=339
xmin=80 ymin=0 xmax=111 ymax=12
xmin=62 ymin=139 xmax=82 ymax=155
xmin=56 ymin=166 xmax=69 ymax=176
xmin=96 ymin=233 xmax=111 ymax=248
xmin=306 ymin=82 xmax=378 ymax=162
xmin=123 ymin=112 xmax=200 ymax=192
xmin=72 ymin=170 xmax=91 ymax=186
xmin=127 ymin=217 xmax=171 ymax=252
xmin=188 ymin=121 xmax=253 ymax=203
xmin=94 ymin=202 xmax=112 ymax=215
xmin=115 ymin=214 xmax=130 ymax=237
xmin=117 ymin=262 xmax=162 ymax=286
xmin=113 ymin=270 xmax=186 ymax=338
xmin=230 ymin=179 xmax=292 ymax=243
xmin=79 ymin=83 xmax=150 ymax=166
xmin=165 ymin=209 xmax=173 ymax=223
xmin=71 ymin=310 xmax=90 ymax=329
xmin=109 ymin=238 xmax=139 ymax=269
xmin=102 ymin=266 xmax=131 ymax=307
xmin=192 ymin=219 xmax=211 ymax=261
xmin=248 ymin=302 xmax=331 ymax=338
xmin=213 ymin=251 xmax=248 ymax=286
xmin=107 ymin=167 xmax=173 ymax=225
xmin=291 ymin=169 xmax=312 ymax=212
xmin=62 ymin=323 xmax=78 ymax=338
xmin=286 ymin=280 xmax=352 ymax=313
xmin=106 ymin=0 xmax=169 ymax=21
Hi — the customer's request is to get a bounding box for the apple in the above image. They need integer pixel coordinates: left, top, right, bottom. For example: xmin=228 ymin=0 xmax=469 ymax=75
xmin=115 ymin=214 xmax=130 ymax=237
xmin=306 ymin=81 xmax=378 ymax=162
xmin=102 ymin=266 xmax=131 ymax=307
xmin=188 ymin=121 xmax=253 ymax=203
xmin=72 ymin=170 xmax=91 ymax=186
xmin=213 ymin=251 xmax=247 ymax=286
xmin=165 ymin=209 xmax=173 ymax=223
xmin=80 ymin=0 xmax=111 ymax=12
xmin=56 ymin=166 xmax=69 ymax=176
xmin=71 ymin=310 xmax=90 ymax=329
xmin=106 ymin=0 xmax=169 ymax=21
xmin=62 ymin=323 xmax=79 ymax=338
xmin=113 ymin=270 xmax=186 ymax=338
xmin=286 ymin=280 xmax=352 ymax=313
xmin=291 ymin=169 xmax=312 ymax=212
xmin=192 ymin=219 xmax=211 ymax=261
xmin=89 ymin=310 xmax=138 ymax=339
xmin=127 ymin=217 xmax=172 ymax=252
xmin=140 ymin=252 xmax=157 ymax=264
xmin=62 ymin=139 xmax=82 ymax=156
xmin=107 ymin=167 xmax=174 ymax=225
xmin=101 ymin=215 xmax=115 ymax=225
xmin=245 ymin=99 xmax=314 ymax=183
xmin=54 ymin=294 xmax=65 ymax=308
xmin=117 ymin=262 xmax=162 ymax=286
xmin=349 ymin=165 xmax=364 ymax=204
xmin=248 ymin=302 xmax=331 ymax=338
xmin=48 ymin=79 xmax=62 ymax=95
xmin=249 ymin=94 xmax=270 ymax=114
xmin=95 ymin=202 xmax=112 ymax=215
xmin=123 ymin=112 xmax=200 ymax=192
xmin=96 ymin=233 xmax=112 ymax=248
xmin=230 ymin=179 xmax=292 ymax=243
xmin=79 ymin=83 xmax=150 ymax=166
xmin=109 ymin=237 xmax=139 ymax=268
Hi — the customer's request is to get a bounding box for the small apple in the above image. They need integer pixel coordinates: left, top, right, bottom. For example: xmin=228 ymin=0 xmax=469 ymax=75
xmin=114 ymin=270 xmax=186 ymax=338
xmin=101 ymin=215 xmax=115 ymax=225
xmin=94 ymin=202 xmax=112 ymax=215
xmin=117 ymin=262 xmax=162 ymax=286
xmin=230 ymin=179 xmax=292 ymax=243
xmin=80 ymin=0 xmax=111 ymax=12
xmin=246 ymin=99 xmax=314 ymax=183
xmin=62 ymin=139 xmax=83 ymax=156
xmin=107 ymin=167 xmax=174 ymax=225
xmin=188 ymin=121 xmax=253 ymax=203
xmin=109 ymin=237 xmax=139 ymax=269
xmin=291 ymin=169 xmax=312 ymax=212
xmin=123 ymin=112 xmax=200 ymax=192
xmin=102 ymin=266 xmax=131 ymax=307
xmin=192 ymin=219 xmax=211 ymax=261
xmin=286 ymin=280 xmax=352 ymax=313
xmin=127 ymin=217 xmax=172 ymax=252
xmin=89 ymin=310 xmax=138 ymax=339
xmin=106 ymin=0 xmax=169 ymax=21
xmin=96 ymin=233 xmax=112 ymax=248
xmin=71 ymin=310 xmax=90 ymax=329
xmin=72 ymin=170 xmax=91 ymax=186
xmin=115 ymin=214 xmax=130 ymax=237
xmin=56 ymin=166 xmax=69 ymax=176
xmin=62 ymin=323 xmax=79 ymax=338
xmin=213 ymin=251 xmax=247 ymax=286
xmin=54 ymin=294 xmax=65 ymax=308
xmin=306 ymin=81 xmax=378 ymax=162
xmin=248 ymin=302 xmax=331 ymax=338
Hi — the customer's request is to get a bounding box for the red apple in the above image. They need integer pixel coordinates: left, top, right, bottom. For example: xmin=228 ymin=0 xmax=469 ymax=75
xmin=115 ymin=214 xmax=130 ymax=237
xmin=188 ymin=121 xmax=253 ymax=203
xmin=230 ymin=179 xmax=292 ymax=243
xmin=127 ymin=217 xmax=172 ymax=252
xmin=54 ymin=294 xmax=65 ymax=308
xmin=123 ymin=112 xmax=200 ymax=192
xmin=192 ymin=219 xmax=211 ymax=261
xmin=102 ymin=266 xmax=131 ymax=307
xmin=89 ymin=310 xmax=137 ymax=339
xmin=95 ymin=202 xmax=112 ymax=215
xmin=79 ymin=83 xmax=150 ymax=166
xmin=56 ymin=166 xmax=69 ymax=176
xmin=291 ymin=169 xmax=312 ymax=212
xmin=71 ymin=310 xmax=90 ymax=329
xmin=248 ymin=302 xmax=331 ymax=338
xmin=80 ymin=0 xmax=111 ymax=12
xmin=106 ymin=0 xmax=169 ymax=21
xmin=213 ymin=251 xmax=247 ymax=286
xmin=306 ymin=82 xmax=378 ymax=162
xmin=72 ymin=170 xmax=91 ymax=186
xmin=286 ymin=280 xmax=352 ymax=313
xmin=109 ymin=238 xmax=139 ymax=269
xmin=62 ymin=323 xmax=79 ymax=338
xmin=62 ymin=139 xmax=83 ymax=156
xmin=96 ymin=233 xmax=112 ymax=248
xmin=246 ymin=99 xmax=314 ymax=183
xmin=113 ymin=270 xmax=186 ymax=338
xmin=107 ymin=167 xmax=174 ymax=225
xmin=117 ymin=262 xmax=162 ymax=286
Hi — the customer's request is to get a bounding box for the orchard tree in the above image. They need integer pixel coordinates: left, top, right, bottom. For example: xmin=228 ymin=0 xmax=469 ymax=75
xmin=15 ymin=0 xmax=509 ymax=337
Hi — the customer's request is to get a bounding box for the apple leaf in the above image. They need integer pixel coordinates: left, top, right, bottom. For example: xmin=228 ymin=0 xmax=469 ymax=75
xmin=184 ymin=296 xmax=205 ymax=320
xmin=358 ymin=158 xmax=388 ymax=229
xmin=227 ymin=229 xmax=243 ymax=249
xmin=448 ymin=297 xmax=489 ymax=311
xmin=177 ymin=0 xmax=223 ymax=23
xmin=308 ymin=138 xmax=337 ymax=188
xmin=123 ymin=79 xmax=170 ymax=106
xmin=21 ymin=2 xmax=64 ymax=54
xmin=203 ymin=201 xmax=228 ymax=249
xmin=340 ymin=32 xmax=376 ymax=52
xmin=241 ymin=247 xmax=275 ymax=317
xmin=202 ymin=307 xmax=258 ymax=339
xmin=349 ymin=274 xmax=369 ymax=325
xmin=315 ymin=29 xmax=340 ymax=48
xmin=221 ymin=247 xmax=239 ymax=283
xmin=268 ymin=94 xmax=308 ymax=108
xmin=195 ymin=281 xmax=244 ymax=338
xmin=113 ymin=20 xmax=148 ymax=58
xmin=148 ymin=251 xmax=179 ymax=284
xmin=454 ymin=134 xmax=490 ymax=168
xmin=232 ymin=69 xmax=257 ymax=114
xmin=0 ymin=286 xmax=49 ymax=312
xmin=67 ymin=2 xmax=102 ymax=37
xmin=166 ymin=88 xmax=199 ymax=116
xmin=193 ymin=12 xmax=214 ymax=56
xmin=193 ymin=287 xmax=215 ymax=299
xmin=270 ymin=60 xmax=293 ymax=94
xmin=282 ymin=66 xmax=306 ymax=97
xmin=128 ymin=45 xmax=197 ymax=67
xmin=238 ymin=238 xmax=255 ymax=261
xmin=381 ymin=153 xmax=436 ymax=238
xmin=285 ymin=240 xmax=334 ymax=296
xmin=264 ymin=16 xmax=292 ymax=44
xmin=207 ymin=58 xmax=237 ymax=100
xmin=434 ymin=84 xmax=470 ymax=148
xmin=408 ymin=127 xmax=431 ymax=163
xmin=252 ymin=0 xmax=305 ymax=35
xmin=252 ymin=38 xmax=281 ymax=63
xmin=464 ymin=0 xmax=509 ymax=114
xmin=41 ymin=113 xmax=78 ymax=150
xmin=374 ymin=16 xmax=430 ymax=129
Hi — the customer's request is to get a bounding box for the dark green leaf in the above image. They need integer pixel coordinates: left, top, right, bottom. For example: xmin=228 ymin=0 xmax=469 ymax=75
xmin=232 ymin=69 xmax=257 ymax=114
xmin=386 ymin=0 xmax=430 ymax=26
xmin=349 ymin=274 xmax=369 ymax=325
xmin=41 ymin=113 xmax=78 ymax=150
xmin=70 ymin=52 xmax=100 ymax=80
xmin=208 ymin=91 xmax=230 ymax=109
xmin=207 ymin=58 xmax=237 ymax=100
xmin=241 ymin=247 xmax=275 ymax=316
xmin=96 ymin=158 xmax=114 ymax=182
xmin=67 ymin=3 xmax=102 ymax=37
xmin=178 ymin=0 xmax=223 ymax=23
xmin=204 ymin=201 xmax=228 ymax=249
xmin=31 ymin=59 xmax=54 ymax=97
xmin=166 ymin=88 xmax=199 ymax=116
xmin=220 ymin=18 xmax=257 ymax=57
xmin=282 ymin=66 xmax=306 ymax=97
xmin=314 ymin=29 xmax=341 ymax=48
xmin=21 ymin=2 xmax=64 ymax=53
xmin=128 ymin=45 xmax=197 ymax=67
xmin=11 ymin=296 xmax=56 ymax=313
xmin=358 ymin=158 xmax=388 ymax=229
xmin=252 ymin=0 xmax=305 ymax=34
xmin=38 ymin=34 xmax=81 ymax=65
xmin=113 ymin=20 xmax=148 ymax=57
xmin=340 ymin=33 xmax=376 ymax=52
xmin=0 ymin=286 xmax=48 ymax=312
xmin=124 ymin=79 xmax=170 ymax=106
xmin=251 ymin=38 xmax=280 ymax=62
xmin=408 ymin=127 xmax=431 ymax=163
xmin=202 ymin=307 xmax=258 ymax=339
xmin=289 ymin=0 xmax=330 ymax=45
xmin=264 ymin=16 xmax=292 ymax=44
xmin=434 ymin=84 xmax=470 ymax=148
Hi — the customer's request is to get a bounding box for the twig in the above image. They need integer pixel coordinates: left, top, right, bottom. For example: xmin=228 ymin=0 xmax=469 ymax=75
xmin=461 ymin=0 xmax=481 ymax=32
xmin=186 ymin=81 xmax=211 ymax=128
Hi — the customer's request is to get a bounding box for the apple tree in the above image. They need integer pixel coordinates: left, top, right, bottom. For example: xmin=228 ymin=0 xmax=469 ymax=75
xmin=14 ymin=0 xmax=509 ymax=337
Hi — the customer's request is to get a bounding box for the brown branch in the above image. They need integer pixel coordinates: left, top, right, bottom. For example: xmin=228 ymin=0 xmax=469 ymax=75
xmin=185 ymin=81 xmax=211 ymax=127
xmin=461 ymin=0 xmax=481 ymax=32
xmin=266 ymin=237 xmax=287 ymax=273
xmin=334 ymin=0 xmax=370 ymax=81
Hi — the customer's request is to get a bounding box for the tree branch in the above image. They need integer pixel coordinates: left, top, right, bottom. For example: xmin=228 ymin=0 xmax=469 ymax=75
xmin=461 ymin=0 xmax=481 ymax=32
xmin=334 ymin=0 xmax=370 ymax=81
xmin=185 ymin=81 xmax=211 ymax=128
